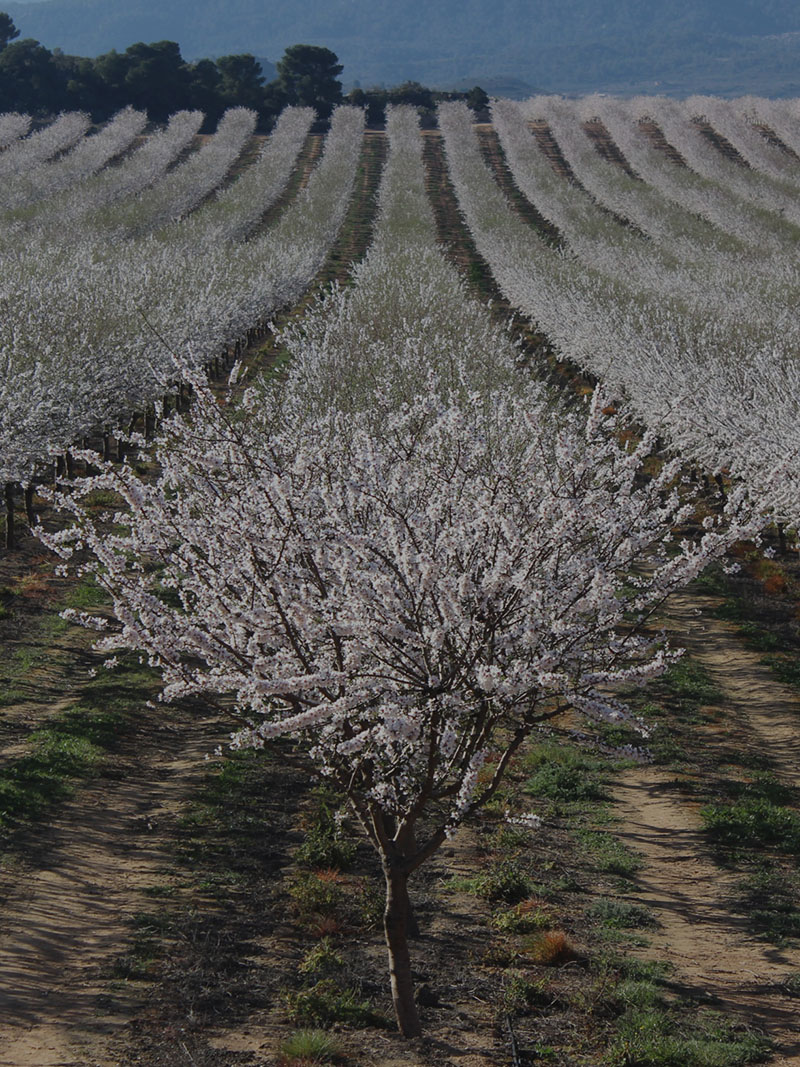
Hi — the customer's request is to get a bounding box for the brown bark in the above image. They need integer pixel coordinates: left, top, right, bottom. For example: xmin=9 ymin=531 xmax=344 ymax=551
xmin=24 ymin=485 xmax=34 ymax=527
xmin=383 ymin=865 xmax=422 ymax=1037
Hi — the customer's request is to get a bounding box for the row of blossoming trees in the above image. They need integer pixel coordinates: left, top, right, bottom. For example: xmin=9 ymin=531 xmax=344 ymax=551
xmin=31 ymin=102 xmax=765 ymax=1036
xmin=439 ymin=95 xmax=800 ymax=533
xmin=0 ymin=102 xmax=366 ymax=544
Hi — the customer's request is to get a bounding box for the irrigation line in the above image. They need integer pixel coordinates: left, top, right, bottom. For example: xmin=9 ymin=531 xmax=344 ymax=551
xmin=505 ymin=1012 xmax=523 ymax=1067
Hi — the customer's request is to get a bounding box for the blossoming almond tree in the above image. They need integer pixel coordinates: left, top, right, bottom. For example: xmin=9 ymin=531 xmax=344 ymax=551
xmin=46 ymin=368 xmax=752 ymax=1036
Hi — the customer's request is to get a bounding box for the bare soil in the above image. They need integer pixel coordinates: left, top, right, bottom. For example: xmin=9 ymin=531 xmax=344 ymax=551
xmin=611 ymin=590 xmax=800 ymax=1063
xmin=0 ymin=705 xmax=227 ymax=1066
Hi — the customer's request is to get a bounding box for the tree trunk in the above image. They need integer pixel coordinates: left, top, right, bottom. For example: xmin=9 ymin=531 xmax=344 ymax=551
xmin=24 ymin=485 xmax=34 ymax=526
xmin=383 ymin=866 xmax=422 ymax=1037
xmin=4 ymin=483 xmax=15 ymax=550
xmin=778 ymin=522 xmax=788 ymax=556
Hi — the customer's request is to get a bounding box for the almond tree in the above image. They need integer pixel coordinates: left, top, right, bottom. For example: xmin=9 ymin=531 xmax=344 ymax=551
xmin=46 ymin=364 xmax=752 ymax=1036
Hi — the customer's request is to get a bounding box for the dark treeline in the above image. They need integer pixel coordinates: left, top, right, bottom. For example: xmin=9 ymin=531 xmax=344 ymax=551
xmin=0 ymin=12 xmax=489 ymax=130
xmin=349 ymin=83 xmax=489 ymax=127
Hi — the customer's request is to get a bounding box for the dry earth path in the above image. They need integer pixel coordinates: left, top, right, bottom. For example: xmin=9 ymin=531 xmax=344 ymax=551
xmin=613 ymin=592 xmax=800 ymax=1064
xmin=0 ymin=708 xmax=225 ymax=1067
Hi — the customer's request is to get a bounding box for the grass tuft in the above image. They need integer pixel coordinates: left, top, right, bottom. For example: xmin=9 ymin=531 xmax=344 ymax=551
xmin=277 ymin=1029 xmax=343 ymax=1066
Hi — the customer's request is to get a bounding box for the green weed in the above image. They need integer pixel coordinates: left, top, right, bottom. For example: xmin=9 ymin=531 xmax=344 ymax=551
xmin=494 ymin=823 xmax=531 ymax=850
xmin=298 ymin=938 xmax=345 ymax=977
xmin=490 ymin=897 xmax=552 ymax=934
xmin=112 ymin=911 xmax=173 ymax=981
xmin=577 ymin=829 xmax=642 ymax=877
xmin=473 ymin=858 xmax=533 ymax=904
xmin=691 ymin=566 xmax=727 ymax=596
xmin=296 ymin=798 xmax=356 ymax=871
xmin=597 ymin=956 xmax=769 ymax=1064
xmin=502 ymin=969 xmax=551 ymax=1012
xmin=0 ymin=706 xmax=124 ymax=831
xmin=760 ymin=655 xmax=800 ymax=689
xmin=606 ymin=1004 xmax=771 ymax=1065
xmin=736 ymin=863 xmax=800 ymax=943
xmin=662 ymin=660 xmax=721 ymax=705
xmin=285 ymin=979 xmax=381 ymax=1028
xmin=712 ymin=598 xmax=752 ymax=623
xmin=700 ymin=796 xmax=800 ymax=854
xmin=62 ymin=576 xmax=107 ymax=610
xmin=277 ymin=1029 xmax=343 ymax=1066
xmin=288 ymin=871 xmax=347 ymax=921
xmin=615 ymin=978 xmax=666 ymax=1011
xmin=587 ymin=897 xmax=657 ymax=930
xmin=523 ymin=742 xmax=609 ymax=804
xmin=735 ymin=622 xmax=781 ymax=652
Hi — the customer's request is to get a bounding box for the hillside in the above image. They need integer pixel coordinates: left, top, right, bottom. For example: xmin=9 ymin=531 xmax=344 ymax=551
xmin=5 ymin=0 xmax=800 ymax=95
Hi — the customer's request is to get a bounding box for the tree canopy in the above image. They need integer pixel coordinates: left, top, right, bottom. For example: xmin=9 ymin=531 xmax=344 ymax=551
xmin=0 ymin=13 xmax=488 ymax=128
xmin=0 ymin=13 xmax=351 ymax=127
xmin=276 ymin=44 xmax=343 ymax=119
xmin=0 ymin=11 xmax=18 ymax=50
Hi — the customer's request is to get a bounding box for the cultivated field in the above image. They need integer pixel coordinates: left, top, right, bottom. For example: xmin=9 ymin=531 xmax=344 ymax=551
xmin=2 ymin=96 xmax=800 ymax=1066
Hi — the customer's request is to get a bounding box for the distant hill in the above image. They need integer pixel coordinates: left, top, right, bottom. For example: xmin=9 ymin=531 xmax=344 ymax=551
xmin=5 ymin=0 xmax=800 ymax=95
